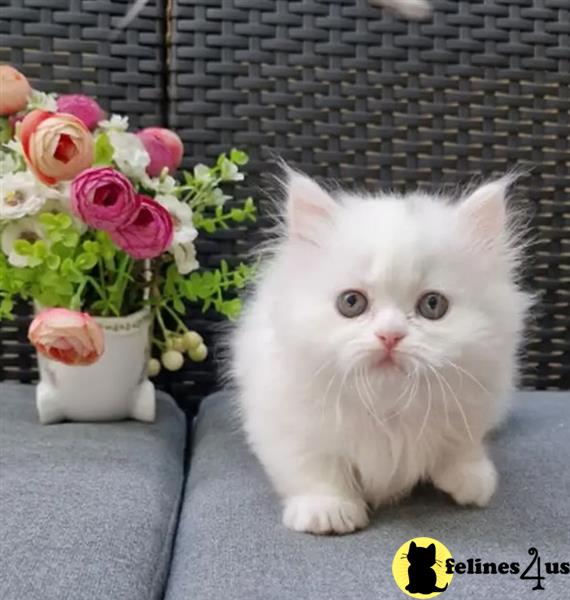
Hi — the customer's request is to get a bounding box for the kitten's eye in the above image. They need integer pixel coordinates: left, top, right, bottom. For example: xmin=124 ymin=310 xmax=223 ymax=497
xmin=416 ymin=291 xmax=449 ymax=320
xmin=336 ymin=290 xmax=368 ymax=318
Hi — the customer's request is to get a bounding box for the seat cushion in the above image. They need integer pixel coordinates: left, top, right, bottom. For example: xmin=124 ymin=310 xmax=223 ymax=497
xmin=0 ymin=383 xmax=186 ymax=600
xmin=165 ymin=390 xmax=569 ymax=600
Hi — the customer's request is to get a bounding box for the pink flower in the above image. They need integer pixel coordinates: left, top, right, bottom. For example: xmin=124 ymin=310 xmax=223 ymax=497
xmin=71 ymin=167 xmax=139 ymax=231
xmin=136 ymin=128 xmax=184 ymax=177
xmin=29 ymin=309 xmax=105 ymax=366
xmin=56 ymin=94 xmax=104 ymax=130
xmin=110 ymin=194 xmax=174 ymax=259
xmin=0 ymin=65 xmax=31 ymax=115
xmin=18 ymin=110 xmax=94 ymax=185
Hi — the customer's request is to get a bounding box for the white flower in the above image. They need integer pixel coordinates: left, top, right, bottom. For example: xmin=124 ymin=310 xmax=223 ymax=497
xmin=107 ymin=130 xmax=150 ymax=181
xmin=155 ymin=194 xmax=197 ymax=245
xmin=211 ymin=187 xmax=231 ymax=206
xmin=194 ymin=164 xmax=212 ymax=184
xmin=98 ymin=114 xmax=129 ymax=132
xmin=0 ymin=172 xmax=47 ymax=220
xmin=0 ymin=152 xmax=21 ymax=176
xmin=142 ymin=173 xmax=177 ymax=195
xmin=220 ymin=158 xmax=244 ymax=182
xmin=26 ymin=90 xmax=58 ymax=112
xmin=1 ymin=217 xmax=46 ymax=267
xmin=171 ymin=240 xmax=199 ymax=275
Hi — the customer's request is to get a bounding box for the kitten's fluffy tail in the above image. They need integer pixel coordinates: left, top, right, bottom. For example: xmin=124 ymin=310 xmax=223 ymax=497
xmin=370 ymin=0 xmax=432 ymax=19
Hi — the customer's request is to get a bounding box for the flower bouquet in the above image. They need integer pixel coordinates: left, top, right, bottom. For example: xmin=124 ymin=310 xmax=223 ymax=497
xmin=0 ymin=65 xmax=256 ymax=423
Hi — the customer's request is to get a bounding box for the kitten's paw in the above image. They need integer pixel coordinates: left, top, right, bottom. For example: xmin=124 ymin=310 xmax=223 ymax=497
xmin=433 ymin=456 xmax=497 ymax=507
xmin=283 ymin=494 xmax=368 ymax=535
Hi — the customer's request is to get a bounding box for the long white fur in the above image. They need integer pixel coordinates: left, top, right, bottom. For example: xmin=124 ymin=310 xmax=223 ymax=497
xmin=230 ymin=171 xmax=531 ymax=535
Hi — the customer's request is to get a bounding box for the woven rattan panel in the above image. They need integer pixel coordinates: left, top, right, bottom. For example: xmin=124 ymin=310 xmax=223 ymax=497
xmin=1 ymin=0 xmax=569 ymax=414
xmin=0 ymin=0 xmax=167 ymax=385
xmin=168 ymin=0 xmax=570 ymax=407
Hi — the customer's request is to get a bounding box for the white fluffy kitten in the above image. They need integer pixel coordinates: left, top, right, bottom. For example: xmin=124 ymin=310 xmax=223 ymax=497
xmin=231 ymin=171 xmax=531 ymax=535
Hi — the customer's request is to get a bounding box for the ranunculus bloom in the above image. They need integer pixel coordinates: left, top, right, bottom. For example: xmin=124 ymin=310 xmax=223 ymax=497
xmin=136 ymin=128 xmax=184 ymax=177
xmin=110 ymin=195 xmax=174 ymax=259
xmin=0 ymin=65 xmax=31 ymax=115
xmin=71 ymin=167 xmax=139 ymax=230
xmin=18 ymin=110 xmax=94 ymax=185
xmin=56 ymin=94 xmax=104 ymax=130
xmin=29 ymin=309 xmax=105 ymax=366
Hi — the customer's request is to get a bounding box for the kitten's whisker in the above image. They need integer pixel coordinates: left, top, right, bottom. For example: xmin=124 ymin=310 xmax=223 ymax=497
xmin=443 ymin=359 xmax=491 ymax=397
xmin=416 ymin=370 xmax=432 ymax=442
xmin=321 ymin=370 xmax=339 ymax=422
xmin=437 ymin=368 xmax=474 ymax=443
xmin=388 ymin=364 xmax=419 ymax=420
xmin=334 ymin=363 xmax=353 ymax=430
xmin=425 ymin=363 xmax=450 ymax=430
xmin=313 ymin=356 xmax=335 ymax=379
xmin=355 ymin=366 xmax=385 ymax=429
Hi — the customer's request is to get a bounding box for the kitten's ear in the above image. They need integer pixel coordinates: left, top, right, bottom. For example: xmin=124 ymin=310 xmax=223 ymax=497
xmin=285 ymin=170 xmax=338 ymax=244
xmin=458 ymin=177 xmax=513 ymax=245
xmin=428 ymin=543 xmax=436 ymax=553
xmin=410 ymin=541 xmax=417 ymax=550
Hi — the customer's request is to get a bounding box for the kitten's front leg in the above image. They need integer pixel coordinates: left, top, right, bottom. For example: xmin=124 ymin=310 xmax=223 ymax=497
xmin=263 ymin=450 xmax=368 ymax=535
xmin=430 ymin=443 xmax=497 ymax=507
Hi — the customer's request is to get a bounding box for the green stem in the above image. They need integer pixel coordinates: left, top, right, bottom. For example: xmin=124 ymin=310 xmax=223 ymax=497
xmin=109 ymin=254 xmax=133 ymax=315
xmin=155 ymin=307 xmax=170 ymax=339
xmin=161 ymin=302 xmax=189 ymax=333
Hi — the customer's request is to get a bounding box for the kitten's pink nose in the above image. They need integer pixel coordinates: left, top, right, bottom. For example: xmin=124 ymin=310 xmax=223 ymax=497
xmin=376 ymin=332 xmax=405 ymax=351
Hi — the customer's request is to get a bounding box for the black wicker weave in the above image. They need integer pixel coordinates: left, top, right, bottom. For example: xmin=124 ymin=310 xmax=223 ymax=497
xmin=2 ymin=0 xmax=569 ymax=414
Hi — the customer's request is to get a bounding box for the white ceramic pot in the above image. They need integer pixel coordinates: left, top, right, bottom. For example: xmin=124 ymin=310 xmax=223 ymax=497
xmin=35 ymin=308 xmax=156 ymax=424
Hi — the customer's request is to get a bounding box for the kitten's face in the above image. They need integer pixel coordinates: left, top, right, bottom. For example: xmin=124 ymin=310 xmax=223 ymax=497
xmin=276 ymin=174 xmax=527 ymax=391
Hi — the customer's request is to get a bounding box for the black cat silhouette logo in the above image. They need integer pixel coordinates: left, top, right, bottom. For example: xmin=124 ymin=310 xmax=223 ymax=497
xmin=392 ymin=537 xmax=454 ymax=598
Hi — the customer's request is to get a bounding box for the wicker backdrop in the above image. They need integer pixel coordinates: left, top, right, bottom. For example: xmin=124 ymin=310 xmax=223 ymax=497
xmin=1 ymin=0 xmax=569 ymax=413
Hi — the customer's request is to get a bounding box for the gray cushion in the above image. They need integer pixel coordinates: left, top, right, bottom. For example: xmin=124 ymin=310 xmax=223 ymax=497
xmin=0 ymin=383 xmax=186 ymax=600
xmin=165 ymin=391 xmax=570 ymax=600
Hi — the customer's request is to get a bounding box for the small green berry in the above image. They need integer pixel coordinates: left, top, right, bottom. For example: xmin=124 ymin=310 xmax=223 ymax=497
xmin=182 ymin=330 xmax=203 ymax=351
xmin=165 ymin=337 xmax=175 ymax=350
xmin=162 ymin=350 xmax=184 ymax=371
xmin=188 ymin=343 xmax=208 ymax=363
xmin=147 ymin=358 xmax=161 ymax=377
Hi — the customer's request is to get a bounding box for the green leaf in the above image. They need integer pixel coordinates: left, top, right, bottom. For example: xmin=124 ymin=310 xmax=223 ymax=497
xmin=75 ymin=253 xmax=98 ymax=271
xmin=61 ymin=257 xmax=75 ymax=277
xmin=32 ymin=240 xmax=48 ymax=260
xmin=220 ymin=298 xmax=242 ymax=320
xmin=82 ymin=240 xmax=100 ymax=254
xmin=0 ymin=117 xmax=12 ymax=144
xmin=230 ymin=148 xmax=248 ymax=165
xmin=13 ymin=240 xmax=32 ymax=256
xmin=202 ymin=220 xmax=216 ymax=234
xmin=173 ymin=296 xmax=185 ymax=314
xmin=62 ymin=231 xmax=80 ymax=248
xmin=55 ymin=213 xmax=72 ymax=230
xmin=93 ymin=132 xmax=114 ymax=166
xmin=46 ymin=254 xmax=61 ymax=270
xmin=230 ymin=208 xmax=245 ymax=223
xmin=0 ymin=296 xmax=14 ymax=316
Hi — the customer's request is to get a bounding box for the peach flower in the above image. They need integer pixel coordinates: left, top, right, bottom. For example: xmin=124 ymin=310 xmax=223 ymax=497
xmin=0 ymin=65 xmax=31 ymax=115
xmin=29 ymin=308 xmax=105 ymax=366
xmin=18 ymin=110 xmax=94 ymax=185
